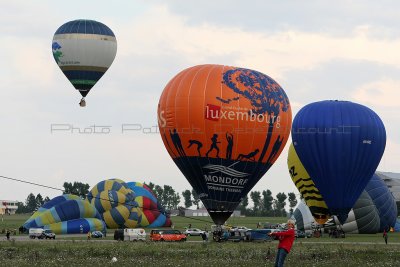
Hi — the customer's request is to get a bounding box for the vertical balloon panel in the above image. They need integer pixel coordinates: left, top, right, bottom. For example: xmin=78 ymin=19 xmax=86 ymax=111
xmin=158 ymin=64 xmax=292 ymax=224
xmin=287 ymin=143 xmax=330 ymax=224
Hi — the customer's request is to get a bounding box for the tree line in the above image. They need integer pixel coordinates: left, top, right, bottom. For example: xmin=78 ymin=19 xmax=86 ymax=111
xmin=16 ymin=181 xmax=298 ymax=217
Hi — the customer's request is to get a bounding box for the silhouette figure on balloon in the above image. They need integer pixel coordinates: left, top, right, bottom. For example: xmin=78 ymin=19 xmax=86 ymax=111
xmin=188 ymin=140 xmax=203 ymax=157
xmin=225 ymin=132 xmax=234 ymax=160
xmin=237 ymin=149 xmax=260 ymax=161
xmin=206 ymin=134 xmax=221 ymax=158
xmin=170 ymin=129 xmax=186 ymax=157
xmin=266 ymin=135 xmax=284 ymax=164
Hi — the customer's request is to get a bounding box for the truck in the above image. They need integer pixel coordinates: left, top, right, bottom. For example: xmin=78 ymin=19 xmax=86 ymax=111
xmin=29 ymin=228 xmax=44 ymax=239
xmin=124 ymin=228 xmax=146 ymax=241
xmin=114 ymin=228 xmax=146 ymax=241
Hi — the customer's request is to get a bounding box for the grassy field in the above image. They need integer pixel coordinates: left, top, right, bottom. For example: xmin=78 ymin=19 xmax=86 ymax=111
xmin=1 ymin=214 xmax=400 ymax=266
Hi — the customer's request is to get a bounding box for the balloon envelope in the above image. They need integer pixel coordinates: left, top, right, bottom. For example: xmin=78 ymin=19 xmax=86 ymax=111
xmin=292 ymin=100 xmax=386 ymax=223
xmin=158 ymin=64 xmax=292 ymax=224
xmin=52 ymin=19 xmax=117 ymax=98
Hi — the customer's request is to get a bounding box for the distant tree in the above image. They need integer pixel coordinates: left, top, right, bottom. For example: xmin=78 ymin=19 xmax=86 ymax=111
xmin=182 ymin=190 xmax=193 ymax=208
xmin=146 ymin=182 xmax=156 ymax=195
xmin=25 ymin=193 xmax=37 ymax=213
xmin=44 ymin=196 xmax=51 ymax=203
xmin=275 ymin=192 xmax=287 ymax=217
xmin=63 ymin=182 xmax=90 ymax=198
xmin=250 ymin=191 xmax=261 ymax=215
xmin=171 ymin=192 xmax=181 ymax=210
xmin=192 ymin=189 xmax=200 ymax=209
xmin=262 ymin=190 xmax=274 ymax=216
xmin=238 ymin=195 xmax=249 ymax=214
xmin=35 ymin=193 xmax=44 ymax=208
xmin=16 ymin=202 xmax=27 ymax=214
xmin=150 ymin=185 xmax=162 ymax=206
xmin=288 ymin=192 xmax=298 ymax=215
xmin=162 ymin=185 xmax=176 ymax=209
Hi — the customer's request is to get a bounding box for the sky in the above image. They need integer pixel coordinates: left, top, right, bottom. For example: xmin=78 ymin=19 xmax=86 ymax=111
xmin=0 ymin=1 xmax=399 ymax=207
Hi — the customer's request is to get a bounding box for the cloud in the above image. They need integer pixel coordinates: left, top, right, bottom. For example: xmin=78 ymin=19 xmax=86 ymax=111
xmin=352 ymin=78 xmax=400 ymax=107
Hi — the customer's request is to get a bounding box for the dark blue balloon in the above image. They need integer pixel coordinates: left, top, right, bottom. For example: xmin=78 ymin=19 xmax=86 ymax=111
xmin=292 ymin=100 xmax=386 ymax=223
xmin=365 ymin=174 xmax=397 ymax=232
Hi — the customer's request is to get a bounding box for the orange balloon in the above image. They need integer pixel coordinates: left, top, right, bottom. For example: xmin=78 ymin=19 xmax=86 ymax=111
xmin=158 ymin=64 xmax=292 ymax=224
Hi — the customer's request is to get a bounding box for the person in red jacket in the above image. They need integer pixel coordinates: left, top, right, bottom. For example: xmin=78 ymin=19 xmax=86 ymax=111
xmin=269 ymin=219 xmax=296 ymax=267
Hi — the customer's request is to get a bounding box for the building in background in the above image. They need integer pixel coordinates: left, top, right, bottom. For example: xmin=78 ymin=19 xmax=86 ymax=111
xmin=0 ymin=200 xmax=19 ymax=215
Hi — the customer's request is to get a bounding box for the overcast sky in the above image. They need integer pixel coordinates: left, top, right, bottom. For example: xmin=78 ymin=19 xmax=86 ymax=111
xmin=1 ymin=1 xmax=399 ymax=206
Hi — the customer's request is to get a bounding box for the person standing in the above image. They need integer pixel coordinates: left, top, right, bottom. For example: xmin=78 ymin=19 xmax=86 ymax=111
xmin=6 ymin=230 xmax=10 ymax=241
xmin=87 ymin=231 xmax=91 ymax=241
xmin=383 ymin=228 xmax=388 ymax=245
xmin=269 ymin=219 xmax=296 ymax=267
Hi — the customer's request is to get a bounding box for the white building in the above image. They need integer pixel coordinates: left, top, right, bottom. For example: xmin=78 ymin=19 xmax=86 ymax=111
xmin=0 ymin=200 xmax=19 ymax=215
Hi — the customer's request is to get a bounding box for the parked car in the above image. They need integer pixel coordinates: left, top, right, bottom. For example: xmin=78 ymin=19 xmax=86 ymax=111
xmin=150 ymin=229 xmax=186 ymax=242
xmin=295 ymin=230 xmax=306 ymax=238
xmin=43 ymin=229 xmax=56 ymax=239
xmin=91 ymin=231 xmax=104 ymax=238
xmin=225 ymin=230 xmax=247 ymax=242
xmin=184 ymin=228 xmax=205 ymax=236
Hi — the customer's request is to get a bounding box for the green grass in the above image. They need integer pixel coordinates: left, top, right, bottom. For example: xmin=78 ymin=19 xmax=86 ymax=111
xmin=1 ymin=214 xmax=400 ymax=266
xmin=1 ymin=239 xmax=400 ymax=266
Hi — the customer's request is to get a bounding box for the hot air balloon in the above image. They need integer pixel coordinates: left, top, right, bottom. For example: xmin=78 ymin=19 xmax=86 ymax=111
xmin=287 ymin=143 xmax=330 ymax=224
xmin=158 ymin=64 xmax=292 ymax=225
xmin=52 ymin=19 xmax=117 ymax=106
xmin=292 ymin=100 xmax=386 ymax=223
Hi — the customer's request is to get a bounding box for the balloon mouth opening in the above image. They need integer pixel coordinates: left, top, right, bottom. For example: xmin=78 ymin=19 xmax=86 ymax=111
xmin=208 ymin=210 xmax=233 ymax=225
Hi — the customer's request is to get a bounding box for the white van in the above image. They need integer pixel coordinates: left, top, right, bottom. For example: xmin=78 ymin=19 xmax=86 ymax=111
xmin=124 ymin=228 xmax=146 ymax=241
xmin=29 ymin=228 xmax=44 ymax=239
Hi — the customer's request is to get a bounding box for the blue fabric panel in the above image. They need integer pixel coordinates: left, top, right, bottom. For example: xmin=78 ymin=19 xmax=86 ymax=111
xmin=41 ymin=195 xmax=67 ymax=209
xmin=127 ymin=185 xmax=157 ymax=203
xmin=67 ymin=219 xmax=90 ymax=234
xmin=55 ymin=20 xmax=115 ymax=36
xmin=62 ymin=70 xmax=105 ymax=81
xmin=365 ymin=174 xmax=397 ymax=231
xmin=55 ymin=200 xmax=80 ymax=221
xmin=109 ymin=207 xmax=126 ymax=225
xmin=148 ymin=213 xmax=166 ymax=228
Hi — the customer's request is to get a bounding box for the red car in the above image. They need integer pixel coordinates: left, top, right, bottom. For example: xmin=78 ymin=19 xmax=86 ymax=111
xmin=150 ymin=229 xmax=187 ymax=242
